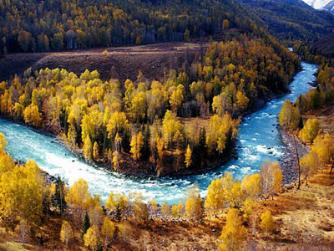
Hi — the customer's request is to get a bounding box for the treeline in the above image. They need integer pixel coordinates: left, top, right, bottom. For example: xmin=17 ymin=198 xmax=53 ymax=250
xmin=293 ymin=41 xmax=334 ymax=66
xmin=279 ymin=65 xmax=334 ymax=177
xmin=0 ymin=39 xmax=299 ymax=176
xmin=0 ymin=132 xmax=283 ymax=250
xmin=0 ymin=0 xmax=259 ymax=53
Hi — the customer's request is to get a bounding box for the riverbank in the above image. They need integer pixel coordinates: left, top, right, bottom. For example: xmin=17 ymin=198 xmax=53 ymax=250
xmin=279 ymin=129 xmax=308 ymax=185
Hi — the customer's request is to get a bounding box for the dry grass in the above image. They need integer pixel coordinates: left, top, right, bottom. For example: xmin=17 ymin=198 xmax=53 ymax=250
xmin=0 ymin=242 xmax=33 ymax=251
xmin=115 ymin=220 xmax=218 ymax=251
xmin=0 ymin=42 xmax=206 ymax=82
xmin=255 ymin=169 xmax=334 ymax=250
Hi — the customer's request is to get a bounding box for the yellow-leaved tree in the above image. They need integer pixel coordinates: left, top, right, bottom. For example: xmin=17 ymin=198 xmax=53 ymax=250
xmin=185 ymin=185 xmax=203 ymax=222
xmin=83 ymin=225 xmax=100 ymax=251
xmin=241 ymin=173 xmax=261 ymax=199
xmin=0 ymin=158 xmax=45 ymax=227
xmin=169 ymin=84 xmax=184 ymax=113
xmin=205 ymin=179 xmax=225 ymax=216
xmin=130 ymin=131 xmax=144 ymax=160
xmin=260 ymin=162 xmax=283 ymax=199
xmin=298 ymin=118 xmax=319 ymax=144
xmin=60 ymin=220 xmax=73 ymax=248
xmin=184 ymin=144 xmax=192 ymax=168
xmin=236 ymin=90 xmax=249 ymax=112
xmin=101 ymin=217 xmax=115 ymax=249
xmin=92 ymin=141 xmax=99 ymax=161
xmin=105 ymin=192 xmax=128 ymax=221
xmin=0 ymin=133 xmax=7 ymax=151
xmin=23 ymin=104 xmax=42 ymax=127
xmin=161 ymin=202 xmax=170 ymax=219
xmin=300 ymin=151 xmax=320 ymax=184
xmin=65 ymin=178 xmax=92 ymax=220
xmin=260 ymin=210 xmax=275 ymax=235
xmin=311 ymin=133 xmax=334 ymax=173
xmin=83 ymin=136 xmax=93 ymax=161
xmin=279 ymin=100 xmax=300 ymax=131
xmin=219 ymin=208 xmax=246 ymax=251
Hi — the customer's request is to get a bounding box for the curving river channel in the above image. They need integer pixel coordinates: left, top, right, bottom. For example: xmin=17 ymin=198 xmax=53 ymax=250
xmin=0 ymin=62 xmax=317 ymax=204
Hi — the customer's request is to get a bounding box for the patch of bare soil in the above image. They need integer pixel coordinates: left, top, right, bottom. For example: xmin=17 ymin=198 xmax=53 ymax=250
xmin=0 ymin=42 xmax=207 ymax=82
xmin=258 ymin=169 xmax=334 ymax=250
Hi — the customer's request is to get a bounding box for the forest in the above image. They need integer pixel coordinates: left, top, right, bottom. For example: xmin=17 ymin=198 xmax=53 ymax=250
xmin=0 ymin=0 xmax=333 ymax=250
xmin=0 ymin=38 xmax=299 ymax=176
xmin=0 ymin=0 xmax=260 ymax=53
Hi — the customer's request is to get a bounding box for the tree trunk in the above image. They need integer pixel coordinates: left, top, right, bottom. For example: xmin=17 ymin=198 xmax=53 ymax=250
xmin=293 ymin=135 xmax=301 ymax=189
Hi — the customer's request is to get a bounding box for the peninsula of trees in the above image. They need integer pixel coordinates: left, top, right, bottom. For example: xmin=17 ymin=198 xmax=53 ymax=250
xmin=0 ymin=38 xmax=298 ymax=176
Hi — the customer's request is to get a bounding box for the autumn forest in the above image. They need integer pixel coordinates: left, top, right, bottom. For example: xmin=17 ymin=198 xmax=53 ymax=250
xmin=0 ymin=0 xmax=333 ymax=250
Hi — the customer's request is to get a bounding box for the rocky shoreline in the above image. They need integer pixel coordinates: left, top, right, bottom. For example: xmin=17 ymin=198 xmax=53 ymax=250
xmin=279 ymin=128 xmax=308 ymax=185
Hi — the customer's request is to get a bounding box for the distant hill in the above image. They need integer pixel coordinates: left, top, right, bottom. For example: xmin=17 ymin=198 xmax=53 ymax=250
xmin=238 ymin=0 xmax=334 ymax=41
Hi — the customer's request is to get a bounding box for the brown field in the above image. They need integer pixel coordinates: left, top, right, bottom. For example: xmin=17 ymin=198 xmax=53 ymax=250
xmin=0 ymin=42 xmax=206 ymax=82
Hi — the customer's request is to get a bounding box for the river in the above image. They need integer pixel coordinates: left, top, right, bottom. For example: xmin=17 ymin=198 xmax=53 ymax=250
xmin=0 ymin=62 xmax=317 ymax=204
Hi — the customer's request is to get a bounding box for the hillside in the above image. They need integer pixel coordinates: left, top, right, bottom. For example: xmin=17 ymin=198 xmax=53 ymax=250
xmin=0 ymin=0 xmax=262 ymax=54
xmin=238 ymin=0 xmax=334 ymax=41
xmin=312 ymin=33 xmax=334 ymax=57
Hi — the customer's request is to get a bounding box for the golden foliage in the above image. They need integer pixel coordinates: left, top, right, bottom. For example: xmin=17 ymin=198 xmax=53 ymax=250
xmin=130 ymin=131 xmax=144 ymax=160
xmin=184 ymin=144 xmax=192 ymax=168
xmin=298 ymin=118 xmax=320 ymax=144
xmin=260 ymin=210 xmax=275 ymax=234
xmin=101 ymin=217 xmax=115 ymax=247
xmin=279 ymin=100 xmax=300 ymax=131
xmin=65 ymin=179 xmax=91 ymax=213
xmin=300 ymin=152 xmax=320 ymax=182
xmin=219 ymin=208 xmax=246 ymax=251
xmin=60 ymin=220 xmax=73 ymax=247
xmin=23 ymin=104 xmax=42 ymax=127
xmin=83 ymin=225 xmax=100 ymax=251
xmin=260 ymin=162 xmax=283 ymax=198
xmin=185 ymin=186 xmax=203 ymax=221
xmin=0 ymin=159 xmax=45 ymax=225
